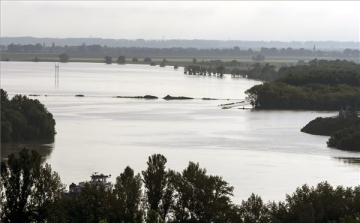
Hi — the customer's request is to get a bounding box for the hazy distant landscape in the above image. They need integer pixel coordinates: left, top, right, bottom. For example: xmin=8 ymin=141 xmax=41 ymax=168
xmin=2 ymin=36 xmax=359 ymax=49
xmin=1 ymin=1 xmax=360 ymax=223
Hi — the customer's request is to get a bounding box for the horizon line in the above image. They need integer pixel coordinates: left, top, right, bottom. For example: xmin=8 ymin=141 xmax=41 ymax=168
xmin=1 ymin=36 xmax=359 ymax=43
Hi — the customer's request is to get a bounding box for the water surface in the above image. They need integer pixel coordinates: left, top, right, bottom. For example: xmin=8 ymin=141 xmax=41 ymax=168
xmin=1 ymin=62 xmax=359 ymax=204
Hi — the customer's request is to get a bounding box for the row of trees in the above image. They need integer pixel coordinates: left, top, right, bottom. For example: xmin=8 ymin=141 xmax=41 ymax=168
xmin=184 ymin=65 xmax=225 ymax=77
xmin=245 ymin=82 xmax=360 ymax=110
xmin=2 ymin=149 xmax=360 ymax=223
xmin=245 ymin=60 xmax=360 ymax=110
xmin=1 ymin=89 xmax=56 ymax=142
xmin=5 ymin=43 xmax=360 ymax=58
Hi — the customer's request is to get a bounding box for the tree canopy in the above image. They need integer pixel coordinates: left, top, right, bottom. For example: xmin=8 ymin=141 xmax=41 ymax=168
xmin=104 ymin=56 xmax=112 ymax=64
xmin=2 ymin=150 xmax=360 ymax=222
xmin=245 ymin=60 xmax=360 ymax=110
xmin=117 ymin=56 xmax=126 ymax=64
xmin=59 ymin=53 xmax=69 ymax=63
xmin=1 ymin=89 xmax=56 ymax=142
xmin=1 ymin=148 xmax=65 ymax=223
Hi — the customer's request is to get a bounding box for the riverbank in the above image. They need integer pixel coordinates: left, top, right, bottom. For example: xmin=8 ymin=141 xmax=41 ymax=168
xmin=301 ymin=117 xmax=360 ymax=151
xmin=0 ymin=52 xmax=334 ymax=69
xmin=301 ymin=117 xmax=360 ymax=136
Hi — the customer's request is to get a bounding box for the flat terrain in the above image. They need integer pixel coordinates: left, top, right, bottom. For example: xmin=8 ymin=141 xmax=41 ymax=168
xmin=2 ymin=52 xmax=352 ymax=69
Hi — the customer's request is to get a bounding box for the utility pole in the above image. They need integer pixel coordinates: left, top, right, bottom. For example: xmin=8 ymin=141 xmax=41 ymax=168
xmin=55 ymin=63 xmax=59 ymax=87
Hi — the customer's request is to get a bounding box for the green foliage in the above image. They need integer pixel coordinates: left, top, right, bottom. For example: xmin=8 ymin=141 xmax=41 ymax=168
xmin=146 ymin=210 xmax=165 ymax=223
xmin=117 ymin=56 xmax=126 ymax=64
xmin=171 ymin=162 xmax=234 ymax=223
xmin=246 ymin=82 xmax=360 ymax=110
xmin=245 ymin=60 xmax=360 ymax=110
xmin=244 ymin=63 xmax=276 ymax=81
xmin=0 ymin=148 xmax=65 ymax=223
xmin=142 ymin=154 xmax=173 ymax=220
xmin=64 ymin=183 xmax=114 ymax=223
xmin=271 ymin=182 xmax=360 ymax=223
xmin=114 ymin=166 xmax=143 ymax=223
xmin=144 ymin=57 xmax=152 ymax=63
xmin=1 ymin=89 xmax=56 ymax=142
xmin=252 ymin=54 xmax=265 ymax=62
xmin=104 ymin=56 xmax=112 ymax=64
xmin=183 ymin=65 xmax=225 ymax=77
xmin=59 ymin=53 xmax=69 ymax=62
xmin=277 ymin=60 xmax=360 ymax=87
xmin=3 ymin=150 xmax=360 ymax=222
xmin=239 ymin=193 xmax=271 ymax=223
xmin=327 ymin=124 xmax=360 ymax=151
xmin=301 ymin=117 xmax=360 ymax=136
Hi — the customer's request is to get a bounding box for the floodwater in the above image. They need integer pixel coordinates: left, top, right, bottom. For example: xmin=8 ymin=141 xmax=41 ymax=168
xmin=1 ymin=62 xmax=359 ymax=204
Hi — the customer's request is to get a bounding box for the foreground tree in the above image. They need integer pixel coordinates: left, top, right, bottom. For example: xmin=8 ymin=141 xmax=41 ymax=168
xmin=114 ymin=166 xmax=143 ymax=223
xmin=172 ymin=162 xmax=234 ymax=222
xmin=64 ymin=184 xmax=114 ymax=223
xmin=239 ymin=193 xmax=271 ymax=223
xmin=0 ymin=148 xmax=65 ymax=223
xmin=142 ymin=154 xmax=174 ymax=221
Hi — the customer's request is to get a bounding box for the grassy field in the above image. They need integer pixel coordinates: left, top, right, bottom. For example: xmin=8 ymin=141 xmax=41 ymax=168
xmin=1 ymin=52 xmax=355 ymax=70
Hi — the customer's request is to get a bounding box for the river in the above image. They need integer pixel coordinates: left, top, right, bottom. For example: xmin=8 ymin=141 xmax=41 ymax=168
xmin=1 ymin=61 xmax=359 ymax=204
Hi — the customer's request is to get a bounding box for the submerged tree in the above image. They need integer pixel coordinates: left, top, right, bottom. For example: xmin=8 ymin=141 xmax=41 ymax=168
xmin=117 ymin=56 xmax=126 ymax=64
xmin=104 ymin=56 xmax=112 ymax=64
xmin=59 ymin=53 xmax=69 ymax=63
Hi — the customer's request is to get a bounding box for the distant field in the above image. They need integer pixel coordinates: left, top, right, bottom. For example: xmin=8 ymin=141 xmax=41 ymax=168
xmin=1 ymin=52 xmax=357 ymax=69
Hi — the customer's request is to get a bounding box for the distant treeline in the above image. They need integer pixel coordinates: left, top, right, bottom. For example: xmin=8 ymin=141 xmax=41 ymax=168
xmin=2 ymin=149 xmax=360 ymax=223
xmin=1 ymin=37 xmax=359 ymax=49
xmin=245 ymin=59 xmax=360 ymax=110
xmin=2 ymin=43 xmax=360 ymax=59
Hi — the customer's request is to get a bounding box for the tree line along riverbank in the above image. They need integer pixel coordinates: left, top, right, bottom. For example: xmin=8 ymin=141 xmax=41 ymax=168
xmin=2 ymin=148 xmax=360 ymax=223
xmin=302 ymin=117 xmax=360 ymax=151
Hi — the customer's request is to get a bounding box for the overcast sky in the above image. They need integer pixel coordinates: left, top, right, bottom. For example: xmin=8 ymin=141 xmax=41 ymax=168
xmin=1 ymin=1 xmax=359 ymax=42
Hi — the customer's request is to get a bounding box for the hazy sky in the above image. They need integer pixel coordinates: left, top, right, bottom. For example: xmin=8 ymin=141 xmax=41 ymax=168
xmin=1 ymin=1 xmax=359 ymax=41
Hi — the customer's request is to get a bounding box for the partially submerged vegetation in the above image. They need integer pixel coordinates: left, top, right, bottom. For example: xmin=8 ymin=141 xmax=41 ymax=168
xmin=245 ymin=60 xmax=360 ymax=110
xmin=1 ymin=89 xmax=56 ymax=142
xmin=302 ymin=116 xmax=360 ymax=151
xmin=327 ymin=124 xmax=360 ymax=151
xmin=163 ymin=95 xmax=194 ymax=100
xmin=301 ymin=117 xmax=360 ymax=136
xmin=2 ymin=148 xmax=360 ymax=223
xmin=114 ymin=95 xmax=158 ymax=99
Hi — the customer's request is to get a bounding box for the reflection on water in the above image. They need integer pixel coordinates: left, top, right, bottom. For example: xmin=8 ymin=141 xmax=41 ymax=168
xmin=1 ymin=62 xmax=359 ymax=203
xmin=1 ymin=140 xmax=55 ymax=162
xmin=334 ymin=157 xmax=360 ymax=165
